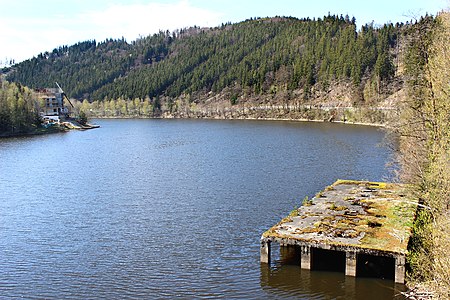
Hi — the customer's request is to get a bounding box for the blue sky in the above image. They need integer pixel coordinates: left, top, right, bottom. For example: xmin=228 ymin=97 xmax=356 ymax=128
xmin=0 ymin=0 xmax=447 ymax=64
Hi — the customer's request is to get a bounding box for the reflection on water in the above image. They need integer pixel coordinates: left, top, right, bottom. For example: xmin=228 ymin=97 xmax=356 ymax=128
xmin=261 ymin=244 xmax=407 ymax=299
xmin=0 ymin=119 xmax=399 ymax=298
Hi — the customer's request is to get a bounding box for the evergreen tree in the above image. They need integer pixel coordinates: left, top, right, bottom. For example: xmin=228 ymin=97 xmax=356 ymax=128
xmin=7 ymin=15 xmax=403 ymax=110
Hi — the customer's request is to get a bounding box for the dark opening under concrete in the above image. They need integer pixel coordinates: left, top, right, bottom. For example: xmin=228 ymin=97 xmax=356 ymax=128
xmin=357 ymin=254 xmax=395 ymax=280
xmin=312 ymin=248 xmax=346 ymax=272
xmin=279 ymin=245 xmax=301 ymax=265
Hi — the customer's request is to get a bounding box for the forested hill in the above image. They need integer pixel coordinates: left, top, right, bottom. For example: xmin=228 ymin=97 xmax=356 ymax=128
xmin=7 ymin=15 xmax=402 ymax=106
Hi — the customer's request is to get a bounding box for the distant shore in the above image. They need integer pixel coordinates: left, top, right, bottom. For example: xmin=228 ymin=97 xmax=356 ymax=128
xmin=91 ymin=115 xmax=387 ymax=128
xmin=0 ymin=114 xmax=385 ymax=139
xmin=83 ymin=101 xmax=392 ymax=129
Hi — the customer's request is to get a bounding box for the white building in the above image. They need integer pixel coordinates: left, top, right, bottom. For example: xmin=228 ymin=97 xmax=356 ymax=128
xmin=35 ymin=88 xmax=69 ymax=124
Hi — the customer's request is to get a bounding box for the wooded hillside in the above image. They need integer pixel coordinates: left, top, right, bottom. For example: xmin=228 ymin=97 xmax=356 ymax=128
xmin=7 ymin=15 xmax=401 ymax=109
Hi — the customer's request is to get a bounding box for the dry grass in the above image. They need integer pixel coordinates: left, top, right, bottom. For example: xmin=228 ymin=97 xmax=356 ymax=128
xmin=392 ymin=11 xmax=450 ymax=298
xmin=431 ymin=213 xmax=450 ymax=297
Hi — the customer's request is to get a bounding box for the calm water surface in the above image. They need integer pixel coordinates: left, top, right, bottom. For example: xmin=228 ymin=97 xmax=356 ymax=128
xmin=0 ymin=119 xmax=404 ymax=299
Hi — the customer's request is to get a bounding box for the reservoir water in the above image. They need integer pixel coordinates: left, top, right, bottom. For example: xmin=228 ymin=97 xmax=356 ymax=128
xmin=0 ymin=119 xmax=404 ymax=299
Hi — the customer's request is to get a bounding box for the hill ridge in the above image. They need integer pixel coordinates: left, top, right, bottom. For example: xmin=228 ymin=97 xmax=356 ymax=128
xmin=6 ymin=15 xmax=403 ymax=111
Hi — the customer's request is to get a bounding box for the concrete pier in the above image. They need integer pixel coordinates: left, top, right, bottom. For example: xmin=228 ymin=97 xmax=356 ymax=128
xmin=395 ymin=255 xmax=406 ymax=284
xmin=300 ymin=246 xmax=311 ymax=269
xmin=260 ymin=239 xmax=271 ymax=263
xmin=260 ymin=180 xmax=418 ymax=284
xmin=345 ymin=251 xmax=357 ymax=277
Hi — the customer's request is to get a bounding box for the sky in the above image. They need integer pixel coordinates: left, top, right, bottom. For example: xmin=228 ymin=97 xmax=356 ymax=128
xmin=0 ymin=0 xmax=448 ymax=65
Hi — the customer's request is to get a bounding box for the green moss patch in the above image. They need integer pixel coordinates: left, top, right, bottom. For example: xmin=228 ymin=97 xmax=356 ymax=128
xmin=262 ymin=180 xmax=418 ymax=254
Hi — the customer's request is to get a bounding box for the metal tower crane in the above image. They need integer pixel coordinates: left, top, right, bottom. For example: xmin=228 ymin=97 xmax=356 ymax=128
xmin=55 ymin=82 xmax=75 ymax=109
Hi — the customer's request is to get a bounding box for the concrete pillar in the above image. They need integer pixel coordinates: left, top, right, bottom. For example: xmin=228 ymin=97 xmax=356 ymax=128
xmin=395 ymin=255 xmax=406 ymax=284
xmin=300 ymin=246 xmax=311 ymax=269
xmin=345 ymin=251 xmax=357 ymax=277
xmin=260 ymin=238 xmax=271 ymax=263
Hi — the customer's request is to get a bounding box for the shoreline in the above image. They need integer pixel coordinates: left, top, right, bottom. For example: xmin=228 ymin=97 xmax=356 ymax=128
xmin=0 ymin=127 xmax=67 ymax=139
xmin=0 ymin=115 xmax=386 ymax=139
xmin=91 ymin=115 xmax=387 ymax=128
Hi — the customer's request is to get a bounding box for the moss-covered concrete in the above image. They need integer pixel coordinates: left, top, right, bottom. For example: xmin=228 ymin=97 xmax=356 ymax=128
xmin=262 ymin=180 xmax=417 ymax=255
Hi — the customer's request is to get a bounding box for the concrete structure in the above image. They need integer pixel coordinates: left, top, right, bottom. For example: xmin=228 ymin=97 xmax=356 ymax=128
xmin=261 ymin=180 xmax=417 ymax=284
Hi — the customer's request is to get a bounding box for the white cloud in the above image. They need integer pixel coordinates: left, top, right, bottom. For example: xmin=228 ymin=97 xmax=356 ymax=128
xmin=0 ymin=0 xmax=223 ymax=64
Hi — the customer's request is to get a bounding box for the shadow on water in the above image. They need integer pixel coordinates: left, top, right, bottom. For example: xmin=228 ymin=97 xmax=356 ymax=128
xmin=260 ymin=244 xmax=407 ymax=299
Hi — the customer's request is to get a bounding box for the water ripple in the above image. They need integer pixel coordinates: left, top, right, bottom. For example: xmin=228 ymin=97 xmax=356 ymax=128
xmin=0 ymin=119 xmax=397 ymax=299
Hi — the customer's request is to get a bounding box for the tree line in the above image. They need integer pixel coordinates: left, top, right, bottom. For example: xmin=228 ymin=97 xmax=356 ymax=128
xmin=0 ymin=80 xmax=40 ymax=135
xmin=7 ymin=15 xmax=401 ymax=107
